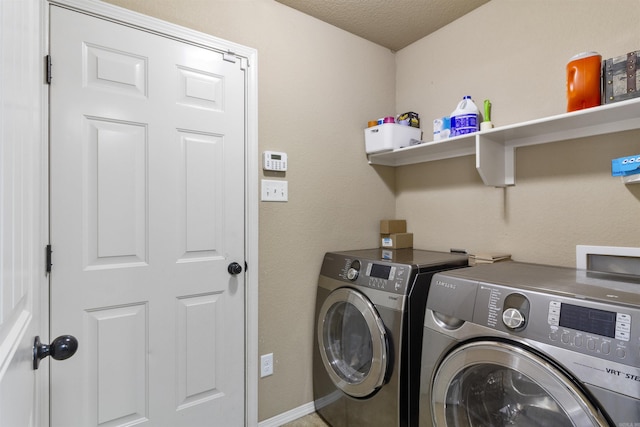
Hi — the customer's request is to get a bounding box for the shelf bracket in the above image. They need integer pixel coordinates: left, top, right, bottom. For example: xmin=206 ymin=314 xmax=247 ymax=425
xmin=476 ymin=136 xmax=515 ymax=187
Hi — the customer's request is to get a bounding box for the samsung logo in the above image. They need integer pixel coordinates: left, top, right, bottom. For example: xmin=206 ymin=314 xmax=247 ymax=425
xmin=435 ymin=280 xmax=456 ymax=290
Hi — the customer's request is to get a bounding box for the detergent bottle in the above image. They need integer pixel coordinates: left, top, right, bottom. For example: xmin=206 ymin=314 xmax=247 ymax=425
xmin=450 ymin=96 xmax=479 ymax=136
xmin=566 ymin=52 xmax=602 ymax=112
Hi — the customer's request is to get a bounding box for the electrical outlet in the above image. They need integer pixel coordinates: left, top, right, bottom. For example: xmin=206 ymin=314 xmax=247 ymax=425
xmin=261 ymin=353 xmax=274 ymax=377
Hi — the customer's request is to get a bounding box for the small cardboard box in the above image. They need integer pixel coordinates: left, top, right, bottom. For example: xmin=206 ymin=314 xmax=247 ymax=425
xmin=364 ymin=124 xmax=421 ymax=154
xmin=380 ymin=219 xmax=407 ymax=234
xmin=380 ymin=233 xmax=413 ymax=249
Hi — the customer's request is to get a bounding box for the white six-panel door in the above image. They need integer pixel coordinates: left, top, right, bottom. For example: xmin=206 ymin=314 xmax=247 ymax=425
xmin=49 ymin=5 xmax=246 ymax=426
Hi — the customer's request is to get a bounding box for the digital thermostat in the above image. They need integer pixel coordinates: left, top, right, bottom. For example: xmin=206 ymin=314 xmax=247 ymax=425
xmin=263 ymin=151 xmax=288 ymax=171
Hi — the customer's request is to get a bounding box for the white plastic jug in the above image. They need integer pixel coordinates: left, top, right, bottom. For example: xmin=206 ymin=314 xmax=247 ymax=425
xmin=450 ymin=96 xmax=479 ymax=136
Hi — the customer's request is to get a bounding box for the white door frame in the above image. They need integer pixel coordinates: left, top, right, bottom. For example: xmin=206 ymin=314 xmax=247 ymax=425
xmin=45 ymin=1 xmax=259 ymax=425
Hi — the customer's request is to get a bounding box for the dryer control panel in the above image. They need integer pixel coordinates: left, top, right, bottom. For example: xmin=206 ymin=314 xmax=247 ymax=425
xmin=341 ymin=257 xmax=411 ymax=295
xmin=320 ymin=249 xmax=468 ymax=298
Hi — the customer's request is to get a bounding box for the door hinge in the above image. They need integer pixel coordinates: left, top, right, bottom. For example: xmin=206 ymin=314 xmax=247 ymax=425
xmin=223 ymin=51 xmax=237 ymax=64
xmin=46 ymin=244 xmax=52 ymax=273
xmin=46 ymin=55 xmax=52 ymax=84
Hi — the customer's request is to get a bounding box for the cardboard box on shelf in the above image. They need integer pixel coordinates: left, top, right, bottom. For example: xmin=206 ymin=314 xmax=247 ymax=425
xmin=380 ymin=219 xmax=407 ymax=234
xmin=380 ymin=233 xmax=413 ymax=249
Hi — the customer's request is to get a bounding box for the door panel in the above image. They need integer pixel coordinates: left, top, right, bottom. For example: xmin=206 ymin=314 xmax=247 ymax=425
xmin=50 ymin=6 xmax=245 ymax=426
xmin=86 ymin=118 xmax=147 ymax=267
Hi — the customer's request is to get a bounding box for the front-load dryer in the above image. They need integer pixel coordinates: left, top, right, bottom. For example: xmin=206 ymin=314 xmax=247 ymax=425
xmin=313 ymin=248 xmax=468 ymax=427
xmin=419 ymin=262 xmax=640 ymax=426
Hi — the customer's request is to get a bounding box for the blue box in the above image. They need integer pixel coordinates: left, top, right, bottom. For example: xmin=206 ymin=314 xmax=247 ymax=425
xmin=611 ymin=154 xmax=640 ymax=177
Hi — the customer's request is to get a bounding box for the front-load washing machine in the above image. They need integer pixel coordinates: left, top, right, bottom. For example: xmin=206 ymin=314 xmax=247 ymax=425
xmin=313 ymin=248 xmax=468 ymax=427
xmin=419 ymin=261 xmax=640 ymax=426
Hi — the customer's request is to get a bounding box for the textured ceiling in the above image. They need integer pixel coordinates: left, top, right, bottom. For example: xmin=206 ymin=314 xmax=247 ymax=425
xmin=275 ymin=0 xmax=490 ymax=51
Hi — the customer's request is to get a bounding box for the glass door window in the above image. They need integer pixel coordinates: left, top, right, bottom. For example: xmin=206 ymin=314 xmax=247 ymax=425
xmin=318 ymin=288 xmax=388 ymax=398
xmin=431 ymin=341 xmax=610 ymax=427
xmin=324 ymin=300 xmax=373 ymax=383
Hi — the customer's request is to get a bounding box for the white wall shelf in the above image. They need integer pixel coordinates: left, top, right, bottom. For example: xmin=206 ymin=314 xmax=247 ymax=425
xmin=367 ymin=97 xmax=640 ymax=187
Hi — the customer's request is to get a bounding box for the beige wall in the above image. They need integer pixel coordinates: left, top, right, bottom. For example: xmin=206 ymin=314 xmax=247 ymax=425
xmin=395 ymin=0 xmax=640 ymax=267
xmin=103 ymin=0 xmax=396 ymax=421
xmin=101 ymin=0 xmax=640 ymax=422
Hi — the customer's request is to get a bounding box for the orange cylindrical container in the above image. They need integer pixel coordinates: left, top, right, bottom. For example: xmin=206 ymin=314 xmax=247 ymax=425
xmin=566 ymin=52 xmax=602 ymax=112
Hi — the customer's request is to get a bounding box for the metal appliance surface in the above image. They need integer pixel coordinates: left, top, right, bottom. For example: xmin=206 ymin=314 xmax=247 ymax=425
xmin=419 ymin=261 xmax=640 ymax=426
xmin=313 ymin=248 xmax=468 ymax=427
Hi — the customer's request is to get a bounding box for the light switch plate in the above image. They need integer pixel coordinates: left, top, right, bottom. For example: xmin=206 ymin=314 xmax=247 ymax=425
xmin=261 ymin=179 xmax=288 ymax=202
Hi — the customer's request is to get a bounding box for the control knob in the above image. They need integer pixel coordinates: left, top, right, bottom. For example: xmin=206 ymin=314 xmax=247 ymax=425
xmin=347 ymin=268 xmax=359 ymax=281
xmin=346 ymin=260 xmax=361 ymax=281
xmin=502 ymin=308 xmax=526 ymax=330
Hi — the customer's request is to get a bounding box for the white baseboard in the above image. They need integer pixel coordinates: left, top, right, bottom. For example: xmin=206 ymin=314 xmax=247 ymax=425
xmin=258 ymin=401 xmax=316 ymax=427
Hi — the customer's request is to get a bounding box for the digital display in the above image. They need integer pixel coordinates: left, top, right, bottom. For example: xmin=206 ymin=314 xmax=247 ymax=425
xmin=559 ymin=303 xmax=616 ymax=338
xmin=370 ymin=264 xmax=391 ymax=279
xmin=271 ymin=154 xmax=281 ymax=160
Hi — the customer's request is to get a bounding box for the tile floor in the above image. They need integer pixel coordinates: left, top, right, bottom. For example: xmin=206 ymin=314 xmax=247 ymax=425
xmin=281 ymin=412 xmax=329 ymax=427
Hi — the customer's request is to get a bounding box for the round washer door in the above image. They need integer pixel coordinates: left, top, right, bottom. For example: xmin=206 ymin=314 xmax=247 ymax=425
xmin=317 ymin=287 xmax=388 ymax=398
xmin=431 ymin=340 xmax=610 ymax=427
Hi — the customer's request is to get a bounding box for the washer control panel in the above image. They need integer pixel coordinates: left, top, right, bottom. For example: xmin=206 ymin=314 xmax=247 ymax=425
xmin=428 ymin=264 xmax=640 ymax=400
xmin=468 ymin=283 xmax=639 ymax=365
xmin=547 ymin=300 xmax=631 ymax=342
xmin=545 ymin=300 xmax=633 ymax=361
